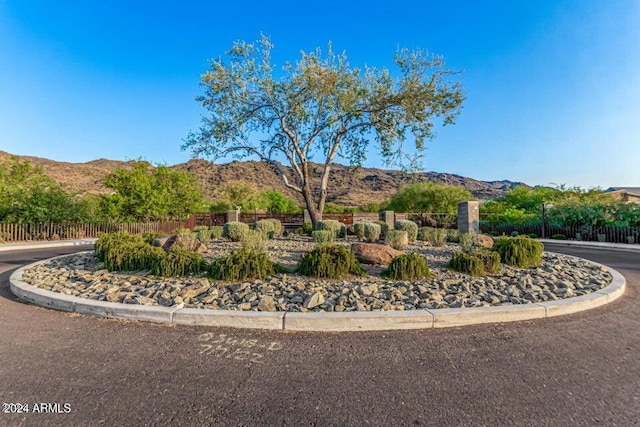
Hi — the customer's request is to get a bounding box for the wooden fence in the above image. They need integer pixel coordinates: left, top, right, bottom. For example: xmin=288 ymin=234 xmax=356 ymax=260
xmin=0 ymin=221 xmax=187 ymax=243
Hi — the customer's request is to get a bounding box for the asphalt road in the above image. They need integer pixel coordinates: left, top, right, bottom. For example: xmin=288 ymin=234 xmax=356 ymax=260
xmin=0 ymin=244 xmax=638 ymax=426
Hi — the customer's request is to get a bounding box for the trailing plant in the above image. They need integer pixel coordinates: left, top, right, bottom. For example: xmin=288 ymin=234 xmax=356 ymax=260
xmin=296 ymin=245 xmax=365 ymax=278
xmin=381 ymin=253 xmax=431 ymax=280
xmin=448 ymin=251 xmax=485 ymax=276
xmin=385 ymin=230 xmax=409 ymax=250
xmin=152 ymin=247 xmax=205 ymax=277
xmin=472 ymin=249 xmax=501 ymax=275
xmin=312 ymin=230 xmax=336 ymax=245
xmin=458 ymin=232 xmax=475 ymax=253
xmin=492 ymin=236 xmax=543 ymax=268
xmin=209 ymin=248 xmax=276 ymax=280
xmin=364 ymin=222 xmax=381 ymax=242
xmin=394 ymin=219 xmax=418 ymax=242
xmin=223 ymin=221 xmax=250 ymax=241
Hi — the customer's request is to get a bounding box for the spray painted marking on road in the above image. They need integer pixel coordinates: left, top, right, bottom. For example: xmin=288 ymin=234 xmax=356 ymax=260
xmin=196 ymin=333 xmax=283 ymax=364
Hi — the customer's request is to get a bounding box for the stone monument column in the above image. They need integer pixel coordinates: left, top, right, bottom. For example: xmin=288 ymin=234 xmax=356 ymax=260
xmin=457 ymin=201 xmax=479 ymax=234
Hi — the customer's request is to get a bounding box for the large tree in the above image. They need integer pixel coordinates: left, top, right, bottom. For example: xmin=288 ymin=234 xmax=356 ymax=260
xmin=183 ymin=35 xmax=464 ymax=226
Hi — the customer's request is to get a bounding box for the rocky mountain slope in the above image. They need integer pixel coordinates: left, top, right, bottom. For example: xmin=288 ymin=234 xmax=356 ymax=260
xmin=0 ymin=151 xmax=526 ymax=205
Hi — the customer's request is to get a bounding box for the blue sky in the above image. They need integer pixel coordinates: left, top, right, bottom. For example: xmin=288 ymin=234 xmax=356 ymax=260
xmin=1 ymin=0 xmax=638 ymax=188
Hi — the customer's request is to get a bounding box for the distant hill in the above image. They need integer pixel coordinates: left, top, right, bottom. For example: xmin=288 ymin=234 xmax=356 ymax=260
xmin=0 ymin=151 xmax=527 ymax=205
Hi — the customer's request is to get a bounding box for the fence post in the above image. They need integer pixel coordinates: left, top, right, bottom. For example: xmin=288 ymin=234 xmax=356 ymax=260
xmin=457 ymin=201 xmax=480 ymax=234
xmin=381 ymin=211 xmax=395 ymax=230
xmin=226 ymin=210 xmax=240 ymax=223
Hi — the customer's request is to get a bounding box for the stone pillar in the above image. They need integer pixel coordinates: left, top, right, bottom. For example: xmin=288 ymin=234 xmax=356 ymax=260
xmin=226 ymin=209 xmax=240 ymax=223
xmin=303 ymin=209 xmax=312 ymax=224
xmin=457 ymin=201 xmax=479 ymax=234
xmin=380 ymin=210 xmax=395 ymax=230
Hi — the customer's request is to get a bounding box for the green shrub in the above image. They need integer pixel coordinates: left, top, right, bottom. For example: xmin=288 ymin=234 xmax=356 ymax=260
xmin=312 ymin=230 xmax=336 ymax=245
xmin=374 ymin=220 xmax=389 ymax=239
xmin=96 ymin=233 xmax=163 ymax=272
xmin=528 ymin=233 xmax=538 ymax=239
xmin=446 ymin=229 xmax=460 ymax=243
xmin=385 ymin=230 xmax=409 ymax=250
xmin=316 ymin=220 xmax=344 ymax=238
xmin=254 ymin=219 xmax=282 ymax=238
xmin=353 ymin=221 xmax=368 ymax=238
xmin=552 ymin=234 xmax=567 ymax=240
xmin=193 ymin=227 xmax=214 ymax=243
xmin=510 ymin=231 xmax=520 ymax=237
xmin=209 ymin=248 xmax=276 ymax=280
xmin=296 ymin=245 xmax=365 ymax=278
xmin=172 ymin=227 xmax=192 ymax=235
xmin=489 ymin=231 xmax=501 ymax=237
xmin=240 ymin=229 xmax=270 ymax=253
xmin=473 ymin=249 xmax=501 ymax=275
xmin=381 ymin=253 xmax=431 ymax=280
xmin=493 ymin=236 xmax=543 ymax=268
xmin=301 ymin=222 xmax=313 ymax=236
xmin=420 ymin=227 xmax=447 ymax=247
xmin=142 ymin=232 xmax=164 ymax=245
xmin=267 ymin=219 xmax=284 ymax=236
xmin=364 ymin=222 xmax=381 ymax=242
xmin=459 ymin=232 xmax=476 ymax=253
xmin=394 ymin=220 xmax=418 ymax=242
xmin=152 ymin=247 xmax=205 ymax=277
xmin=448 ymin=251 xmax=485 ymax=276
xmin=223 ymin=221 xmax=250 ymax=241
xmin=209 ymin=226 xmax=224 ymax=239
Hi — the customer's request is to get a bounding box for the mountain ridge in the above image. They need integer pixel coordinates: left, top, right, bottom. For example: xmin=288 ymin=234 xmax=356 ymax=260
xmin=0 ymin=151 xmax=527 ymax=205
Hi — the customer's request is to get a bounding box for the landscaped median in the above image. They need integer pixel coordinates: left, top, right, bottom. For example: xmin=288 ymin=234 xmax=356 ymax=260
xmin=10 ymin=249 xmax=626 ymax=332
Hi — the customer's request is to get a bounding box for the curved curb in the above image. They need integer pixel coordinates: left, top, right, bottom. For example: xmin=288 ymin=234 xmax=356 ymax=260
xmin=9 ymin=252 xmax=626 ymax=332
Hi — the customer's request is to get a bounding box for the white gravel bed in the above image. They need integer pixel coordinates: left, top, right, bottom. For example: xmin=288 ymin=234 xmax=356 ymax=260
xmin=21 ymin=237 xmax=612 ymax=312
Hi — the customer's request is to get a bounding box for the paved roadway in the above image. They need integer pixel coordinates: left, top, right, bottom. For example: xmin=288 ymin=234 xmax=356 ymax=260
xmin=0 ymin=244 xmax=638 ymax=426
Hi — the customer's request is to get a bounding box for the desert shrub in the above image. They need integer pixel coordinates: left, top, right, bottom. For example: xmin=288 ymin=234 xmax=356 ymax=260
xmin=312 ymin=230 xmax=336 ymax=245
xmin=209 ymin=226 xmax=224 ymax=239
xmin=473 ymin=249 xmax=501 ymax=275
xmin=493 ymin=236 xmax=543 ymax=268
xmin=240 ymin=229 xmax=270 ymax=253
xmin=364 ymin=222 xmax=381 ymax=242
xmin=266 ymin=218 xmax=283 ymax=236
xmin=254 ymin=219 xmax=282 ymax=238
xmin=552 ymin=234 xmax=567 ymax=240
xmin=223 ymin=221 xmax=250 ymax=242
xmin=381 ymin=253 xmax=431 ymax=280
xmin=142 ymin=232 xmax=164 ymax=245
xmin=459 ymin=232 xmax=475 ymax=253
xmin=353 ymin=221 xmax=368 ymax=238
xmin=209 ymin=248 xmax=276 ymax=280
xmin=296 ymin=245 xmax=365 ymax=278
xmin=448 ymin=251 xmax=485 ymax=276
xmin=301 ymin=222 xmax=313 ymax=236
xmin=192 ymin=226 xmax=213 ymax=243
xmin=152 ymin=247 xmax=205 ymax=277
xmin=510 ymin=231 xmax=520 ymax=237
xmin=528 ymin=233 xmax=538 ymax=239
xmin=394 ymin=220 xmax=418 ymax=242
xmin=316 ymin=220 xmax=344 ymax=238
xmin=374 ymin=220 xmax=389 ymax=239
xmin=96 ymin=232 xmax=163 ymax=272
xmin=420 ymin=227 xmax=447 ymax=246
xmin=446 ymin=229 xmax=460 ymax=243
xmin=385 ymin=230 xmax=409 ymax=250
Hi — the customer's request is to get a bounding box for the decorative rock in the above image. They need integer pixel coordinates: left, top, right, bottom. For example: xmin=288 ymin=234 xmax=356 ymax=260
xmin=304 ymin=292 xmax=325 ymax=309
xmin=152 ymin=236 xmax=169 ymax=247
xmin=351 ymin=243 xmax=404 ymax=266
xmin=161 ymin=235 xmax=181 ymax=251
xmin=257 ymin=296 xmax=277 ymax=312
xmin=475 ymin=234 xmax=494 ymax=249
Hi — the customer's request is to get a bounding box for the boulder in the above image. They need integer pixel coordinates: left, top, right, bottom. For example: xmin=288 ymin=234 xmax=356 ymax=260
xmin=161 ymin=234 xmax=181 ymax=251
xmin=351 ymin=243 xmax=404 ymax=266
xmin=476 ymin=234 xmax=494 ymax=249
xmin=152 ymin=236 xmax=169 ymax=247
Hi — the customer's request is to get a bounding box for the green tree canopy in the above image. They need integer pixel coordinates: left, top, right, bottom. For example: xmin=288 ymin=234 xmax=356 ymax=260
xmin=101 ymin=162 xmax=203 ymax=221
xmin=182 ymin=35 xmax=464 ymax=226
xmin=0 ymin=156 xmax=89 ymax=223
xmin=386 ymin=182 xmax=473 ymax=214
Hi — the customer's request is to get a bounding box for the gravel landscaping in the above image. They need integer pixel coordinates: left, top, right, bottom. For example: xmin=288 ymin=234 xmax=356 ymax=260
xmin=22 ymin=236 xmax=613 ymax=312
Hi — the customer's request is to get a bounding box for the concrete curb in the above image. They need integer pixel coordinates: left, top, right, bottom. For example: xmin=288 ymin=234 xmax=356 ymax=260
xmin=540 ymin=239 xmax=640 ymax=253
xmin=9 ymin=252 xmax=627 ymax=332
xmin=0 ymin=239 xmax=97 ymax=252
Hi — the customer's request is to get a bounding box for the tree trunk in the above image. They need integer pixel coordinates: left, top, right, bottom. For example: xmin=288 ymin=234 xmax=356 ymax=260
xmin=302 ymin=186 xmax=321 ymax=228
